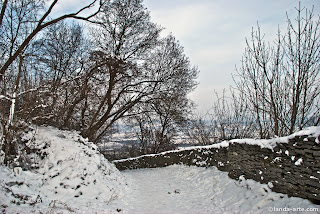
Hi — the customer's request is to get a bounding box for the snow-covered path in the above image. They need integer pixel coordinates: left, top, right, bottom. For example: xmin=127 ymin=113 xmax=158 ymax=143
xmin=120 ymin=165 xmax=320 ymax=214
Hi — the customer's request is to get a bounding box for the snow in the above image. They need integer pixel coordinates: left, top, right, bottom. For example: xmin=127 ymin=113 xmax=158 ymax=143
xmin=230 ymin=126 xmax=320 ymax=150
xmin=295 ymin=158 xmax=303 ymax=166
xmin=0 ymin=126 xmax=126 ymax=213
xmin=8 ymin=92 xmax=16 ymax=126
xmin=120 ymin=165 xmax=320 ymax=214
xmin=0 ymin=94 xmax=10 ymax=100
xmin=1 ymin=126 xmax=320 ymax=213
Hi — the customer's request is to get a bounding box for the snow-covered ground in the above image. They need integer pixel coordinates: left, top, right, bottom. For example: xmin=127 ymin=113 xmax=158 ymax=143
xmin=1 ymin=126 xmax=320 ymax=213
xmin=120 ymin=165 xmax=320 ymax=214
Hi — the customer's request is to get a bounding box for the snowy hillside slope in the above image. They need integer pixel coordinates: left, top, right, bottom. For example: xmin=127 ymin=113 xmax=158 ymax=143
xmin=0 ymin=126 xmax=126 ymax=213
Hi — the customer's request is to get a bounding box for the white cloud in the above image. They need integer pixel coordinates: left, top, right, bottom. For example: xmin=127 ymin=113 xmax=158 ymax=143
xmin=149 ymin=3 xmax=215 ymax=38
xmin=193 ymin=45 xmax=243 ymax=65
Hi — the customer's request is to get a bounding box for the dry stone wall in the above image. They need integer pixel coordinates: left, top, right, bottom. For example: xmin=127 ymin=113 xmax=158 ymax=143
xmin=113 ymin=132 xmax=320 ymax=202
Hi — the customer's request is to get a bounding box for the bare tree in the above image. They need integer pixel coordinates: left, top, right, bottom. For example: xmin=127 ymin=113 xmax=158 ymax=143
xmin=235 ymin=4 xmax=320 ymax=138
xmin=127 ymin=35 xmax=198 ymax=153
xmin=91 ymin=0 xmax=161 ymax=61
xmin=187 ymin=89 xmax=255 ymax=145
xmin=80 ymin=53 xmax=161 ymax=142
xmin=31 ymin=22 xmax=89 ymax=127
xmin=78 ymin=0 xmax=163 ymax=142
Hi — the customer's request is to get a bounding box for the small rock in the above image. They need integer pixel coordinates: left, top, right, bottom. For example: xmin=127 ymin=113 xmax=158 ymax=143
xmin=57 ymin=134 xmax=66 ymax=138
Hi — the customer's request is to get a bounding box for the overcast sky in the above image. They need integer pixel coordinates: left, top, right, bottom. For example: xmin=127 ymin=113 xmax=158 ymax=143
xmin=143 ymin=0 xmax=320 ymax=114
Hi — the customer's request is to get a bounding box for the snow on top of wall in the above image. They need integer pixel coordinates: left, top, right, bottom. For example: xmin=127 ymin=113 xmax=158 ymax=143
xmin=114 ymin=126 xmax=320 ymax=162
xmin=229 ymin=126 xmax=320 ymax=150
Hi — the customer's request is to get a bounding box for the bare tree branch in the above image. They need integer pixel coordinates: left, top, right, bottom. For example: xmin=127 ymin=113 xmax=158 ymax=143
xmin=0 ymin=0 xmax=8 ymax=26
xmin=0 ymin=0 xmax=105 ymax=83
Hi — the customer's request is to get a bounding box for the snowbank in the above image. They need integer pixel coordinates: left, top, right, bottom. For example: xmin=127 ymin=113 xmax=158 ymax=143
xmin=0 ymin=126 xmax=126 ymax=213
